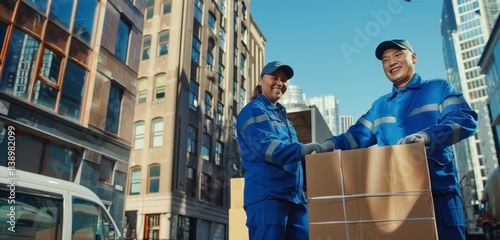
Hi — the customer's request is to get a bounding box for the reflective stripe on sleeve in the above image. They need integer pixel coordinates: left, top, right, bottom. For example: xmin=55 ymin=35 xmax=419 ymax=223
xmin=410 ymin=103 xmax=439 ymax=117
xmin=439 ymin=96 xmax=466 ymax=113
xmin=240 ymin=114 xmax=268 ymax=141
xmin=266 ymin=140 xmax=281 ymax=163
xmin=374 ymin=116 xmax=396 ymax=127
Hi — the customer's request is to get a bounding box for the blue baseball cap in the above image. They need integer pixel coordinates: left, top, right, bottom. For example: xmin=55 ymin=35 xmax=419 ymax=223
xmin=375 ymin=39 xmax=414 ymax=60
xmin=260 ymin=61 xmax=294 ymax=79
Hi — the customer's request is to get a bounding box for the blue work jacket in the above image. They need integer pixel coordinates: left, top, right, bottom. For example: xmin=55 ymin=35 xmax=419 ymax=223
xmin=237 ymin=94 xmax=307 ymax=208
xmin=328 ymin=73 xmax=478 ymax=193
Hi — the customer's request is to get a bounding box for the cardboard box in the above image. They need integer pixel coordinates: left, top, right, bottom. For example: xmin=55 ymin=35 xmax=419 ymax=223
xmin=305 ymin=143 xmax=438 ymax=240
xmin=230 ymin=178 xmax=245 ymax=209
xmin=229 ymin=178 xmax=248 ymax=240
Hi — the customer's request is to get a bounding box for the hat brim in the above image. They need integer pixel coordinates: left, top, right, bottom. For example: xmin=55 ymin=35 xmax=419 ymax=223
xmin=375 ymin=41 xmax=408 ymax=60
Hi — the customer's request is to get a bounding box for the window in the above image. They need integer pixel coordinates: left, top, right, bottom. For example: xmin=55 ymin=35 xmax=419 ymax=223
xmin=219 ymin=28 xmax=226 ymax=52
xmin=49 ymin=0 xmax=75 ymax=30
xmin=73 ymin=0 xmax=98 ymax=45
xmin=240 ymin=54 xmax=246 ymax=76
xmin=215 ymin=141 xmax=223 ymax=166
xmin=240 ymin=87 xmax=246 ymax=108
xmin=44 ymin=144 xmax=78 ymax=181
xmin=216 ymin=65 xmax=225 ymax=89
xmin=187 ymin=125 xmax=197 ymax=156
xmin=142 ymin=36 xmax=151 ymax=60
xmin=151 ymin=118 xmax=163 ymax=147
xmin=185 ymin=166 xmax=196 ymax=198
xmin=201 ymin=134 xmax=211 ymax=161
xmin=201 ymin=173 xmax=212 ymax=202
xmin=59 ymin=61 xmax=87 ymax=121
xmin=214 ymin=178 xmax=224 ymax=206
xmin=137 ymin=78 xmax=148 ymax=104
xmin=144 ymin=214 xmax=160 ymax=240
xmin=194 ymin=0 xmax=203 ymax=23
xmin=216 ymin=102 xmax=223 ymax=125
xmin=134 ymin=122 xmax=145 ymax=149
xmin=148 ymin=165 xmax=160 ymax=193
xmin=31 ymin=49 xmax=62 ymax=110
xmin=0 ymin=130 xmax=80 ymax=181
xmin=204 ymin=93 xmax=212 ymax=117
xmin=0 ymin=28 xmax=40 ymax=99
xmin=208 ymin=12 xmax=216 ymax=32
xmin=207 ymin=52 xmax=214 ymax=68
xmin=115 ymin=18 xmax=131 ymax=62
xmin=189 ymin=81 xmax=199 ymax=111
xmin=191 ymin=37 xmax=201 ymax=64
xmin=99 ymin=157 xmax=115 ymax=184
xmin=145 ymin=0 xmax=154 ymax=19
xmin=105 ymin=83 xmax=124 ymax=134
xmin=158 ymin=31 xmax=169 ymax=56
xmin=177 ymin=215 xmax=195 ymax=240
xmin=154 ymin=74 xmax=166 ymax=101
xmin=162 ymin=0 xmax=172 ymax=15
xmin=129 ymin=168 xmax=141 ymax=195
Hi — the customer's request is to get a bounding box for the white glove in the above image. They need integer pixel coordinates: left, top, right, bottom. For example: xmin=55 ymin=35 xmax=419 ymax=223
xmin=397 ymin=131 xmax=431 ymax=145
xmin=322 ymin=140 xmax=335 ymax=152
xmin=301 ymin=143 xmax=327 ymax=158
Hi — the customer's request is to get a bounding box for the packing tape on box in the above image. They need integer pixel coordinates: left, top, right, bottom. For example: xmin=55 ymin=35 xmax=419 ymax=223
xmin=308 ymin=189 xmax=431 ymax=200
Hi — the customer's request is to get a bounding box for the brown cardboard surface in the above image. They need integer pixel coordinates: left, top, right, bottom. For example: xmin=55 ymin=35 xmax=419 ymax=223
xmin=305 ymin=143 xmax=438 ymax=239
xmin=310 ymin=219 xmax=438 ymax=240
xmin=230 ymin=178 xmax=245 ymax=209
xmin=229 ymin=178 xmax=248 ymax=240
xmin=228 ymin=208 xmax=248 ymax=240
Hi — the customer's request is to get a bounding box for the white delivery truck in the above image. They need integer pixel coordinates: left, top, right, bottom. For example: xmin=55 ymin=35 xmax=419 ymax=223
xmin=0 ymin=166 xmax=122 ymax=240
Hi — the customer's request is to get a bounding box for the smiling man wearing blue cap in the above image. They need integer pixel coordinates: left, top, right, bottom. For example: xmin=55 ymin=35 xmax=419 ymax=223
xmin=321 ymin=39 xmax=478 ymax=240
xmin=236 ymin=61 xmax=326 ymax=239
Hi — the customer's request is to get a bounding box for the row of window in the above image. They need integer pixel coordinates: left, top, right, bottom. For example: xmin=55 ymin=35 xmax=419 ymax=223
xmin=133 ymin=119 xmax=164 ymax=149
xmin=141 ymin=32 xmax=169 ymax=60
xmin=128 ymin=164 xmax=225 ymax=206
xmin=129 ymin=165 xmax=160 ymax=195
xmin=145 ymin=0 xmax=172 ymax=19
xmin=137 ymin=75 xmax=166 ymax=104
xmin=0 ymin=1 xmax=132 ymax=136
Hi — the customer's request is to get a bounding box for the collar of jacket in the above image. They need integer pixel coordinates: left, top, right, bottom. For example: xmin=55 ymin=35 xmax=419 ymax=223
xmin=388 ymin=73 xmax=422 ymax=100
xmin=256 ymin=94 xmax=286 ymax=111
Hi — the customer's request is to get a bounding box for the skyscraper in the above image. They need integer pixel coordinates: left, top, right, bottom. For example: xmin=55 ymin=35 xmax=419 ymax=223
xmin=441 ymin=0 xmax=500 ymax=233
xmin=124 ymin=0 xmax=264 ymax=239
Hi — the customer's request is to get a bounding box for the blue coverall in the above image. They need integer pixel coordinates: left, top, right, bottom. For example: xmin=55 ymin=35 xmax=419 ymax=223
xmin=237 ymin=94 xmax=309 ymax=240
xmin=327 ymin=73 xmax=478 ymax=240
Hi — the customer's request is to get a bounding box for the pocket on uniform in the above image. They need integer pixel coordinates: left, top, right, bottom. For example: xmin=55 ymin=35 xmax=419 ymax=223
xmin=246 ymin=210 xmax=286 ymax=227
xmin=440 ymin=207 xmax=465 ymax=227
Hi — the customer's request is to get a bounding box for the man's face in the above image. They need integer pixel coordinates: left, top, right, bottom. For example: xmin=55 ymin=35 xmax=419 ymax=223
xmin=259 ymin=68 xmax=289 ymax=104
xmin=381 ymin=48 xmax=416 ymax=89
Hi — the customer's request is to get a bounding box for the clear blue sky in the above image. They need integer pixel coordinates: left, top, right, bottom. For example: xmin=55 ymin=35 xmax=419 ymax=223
xmin=250 ymin=0 xmax=446 ymax=120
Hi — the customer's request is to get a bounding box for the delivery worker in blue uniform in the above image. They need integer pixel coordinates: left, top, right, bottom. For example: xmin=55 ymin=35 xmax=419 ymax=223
xmin=322 ymin=39 xmax=478 ymax=240
xmin=237 ymin=61 xmax=326 ymax=240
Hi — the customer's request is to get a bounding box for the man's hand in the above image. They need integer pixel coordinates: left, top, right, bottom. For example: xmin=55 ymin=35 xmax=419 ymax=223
xmin=322 ymin=140 xmax=335 ymax=152
xmin=397 ymin=131 xmax=431 ymax=145
xmin=301 ymin=142 xmax=327 ymax=158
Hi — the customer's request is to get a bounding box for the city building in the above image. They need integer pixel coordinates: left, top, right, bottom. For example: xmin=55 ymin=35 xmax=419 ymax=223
xmin=281 ymin=85 xmax=340 ymax=135
xmin=124 ymin=0 xmax=264 ymax=239
xmin=441 ymin=0 xmax=499 ymax=232
xmin=340 ymin=115 xmax=354 ymax=134
xmin=478 ymin=15 xmax=500 ymax=167
xmin=307 ymin=95 xmax=340 ymax=135
xmin=280 ymin=84 xmax=307 ymax=108
xmin=0 ymin=0 xmax=144 ymax=224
